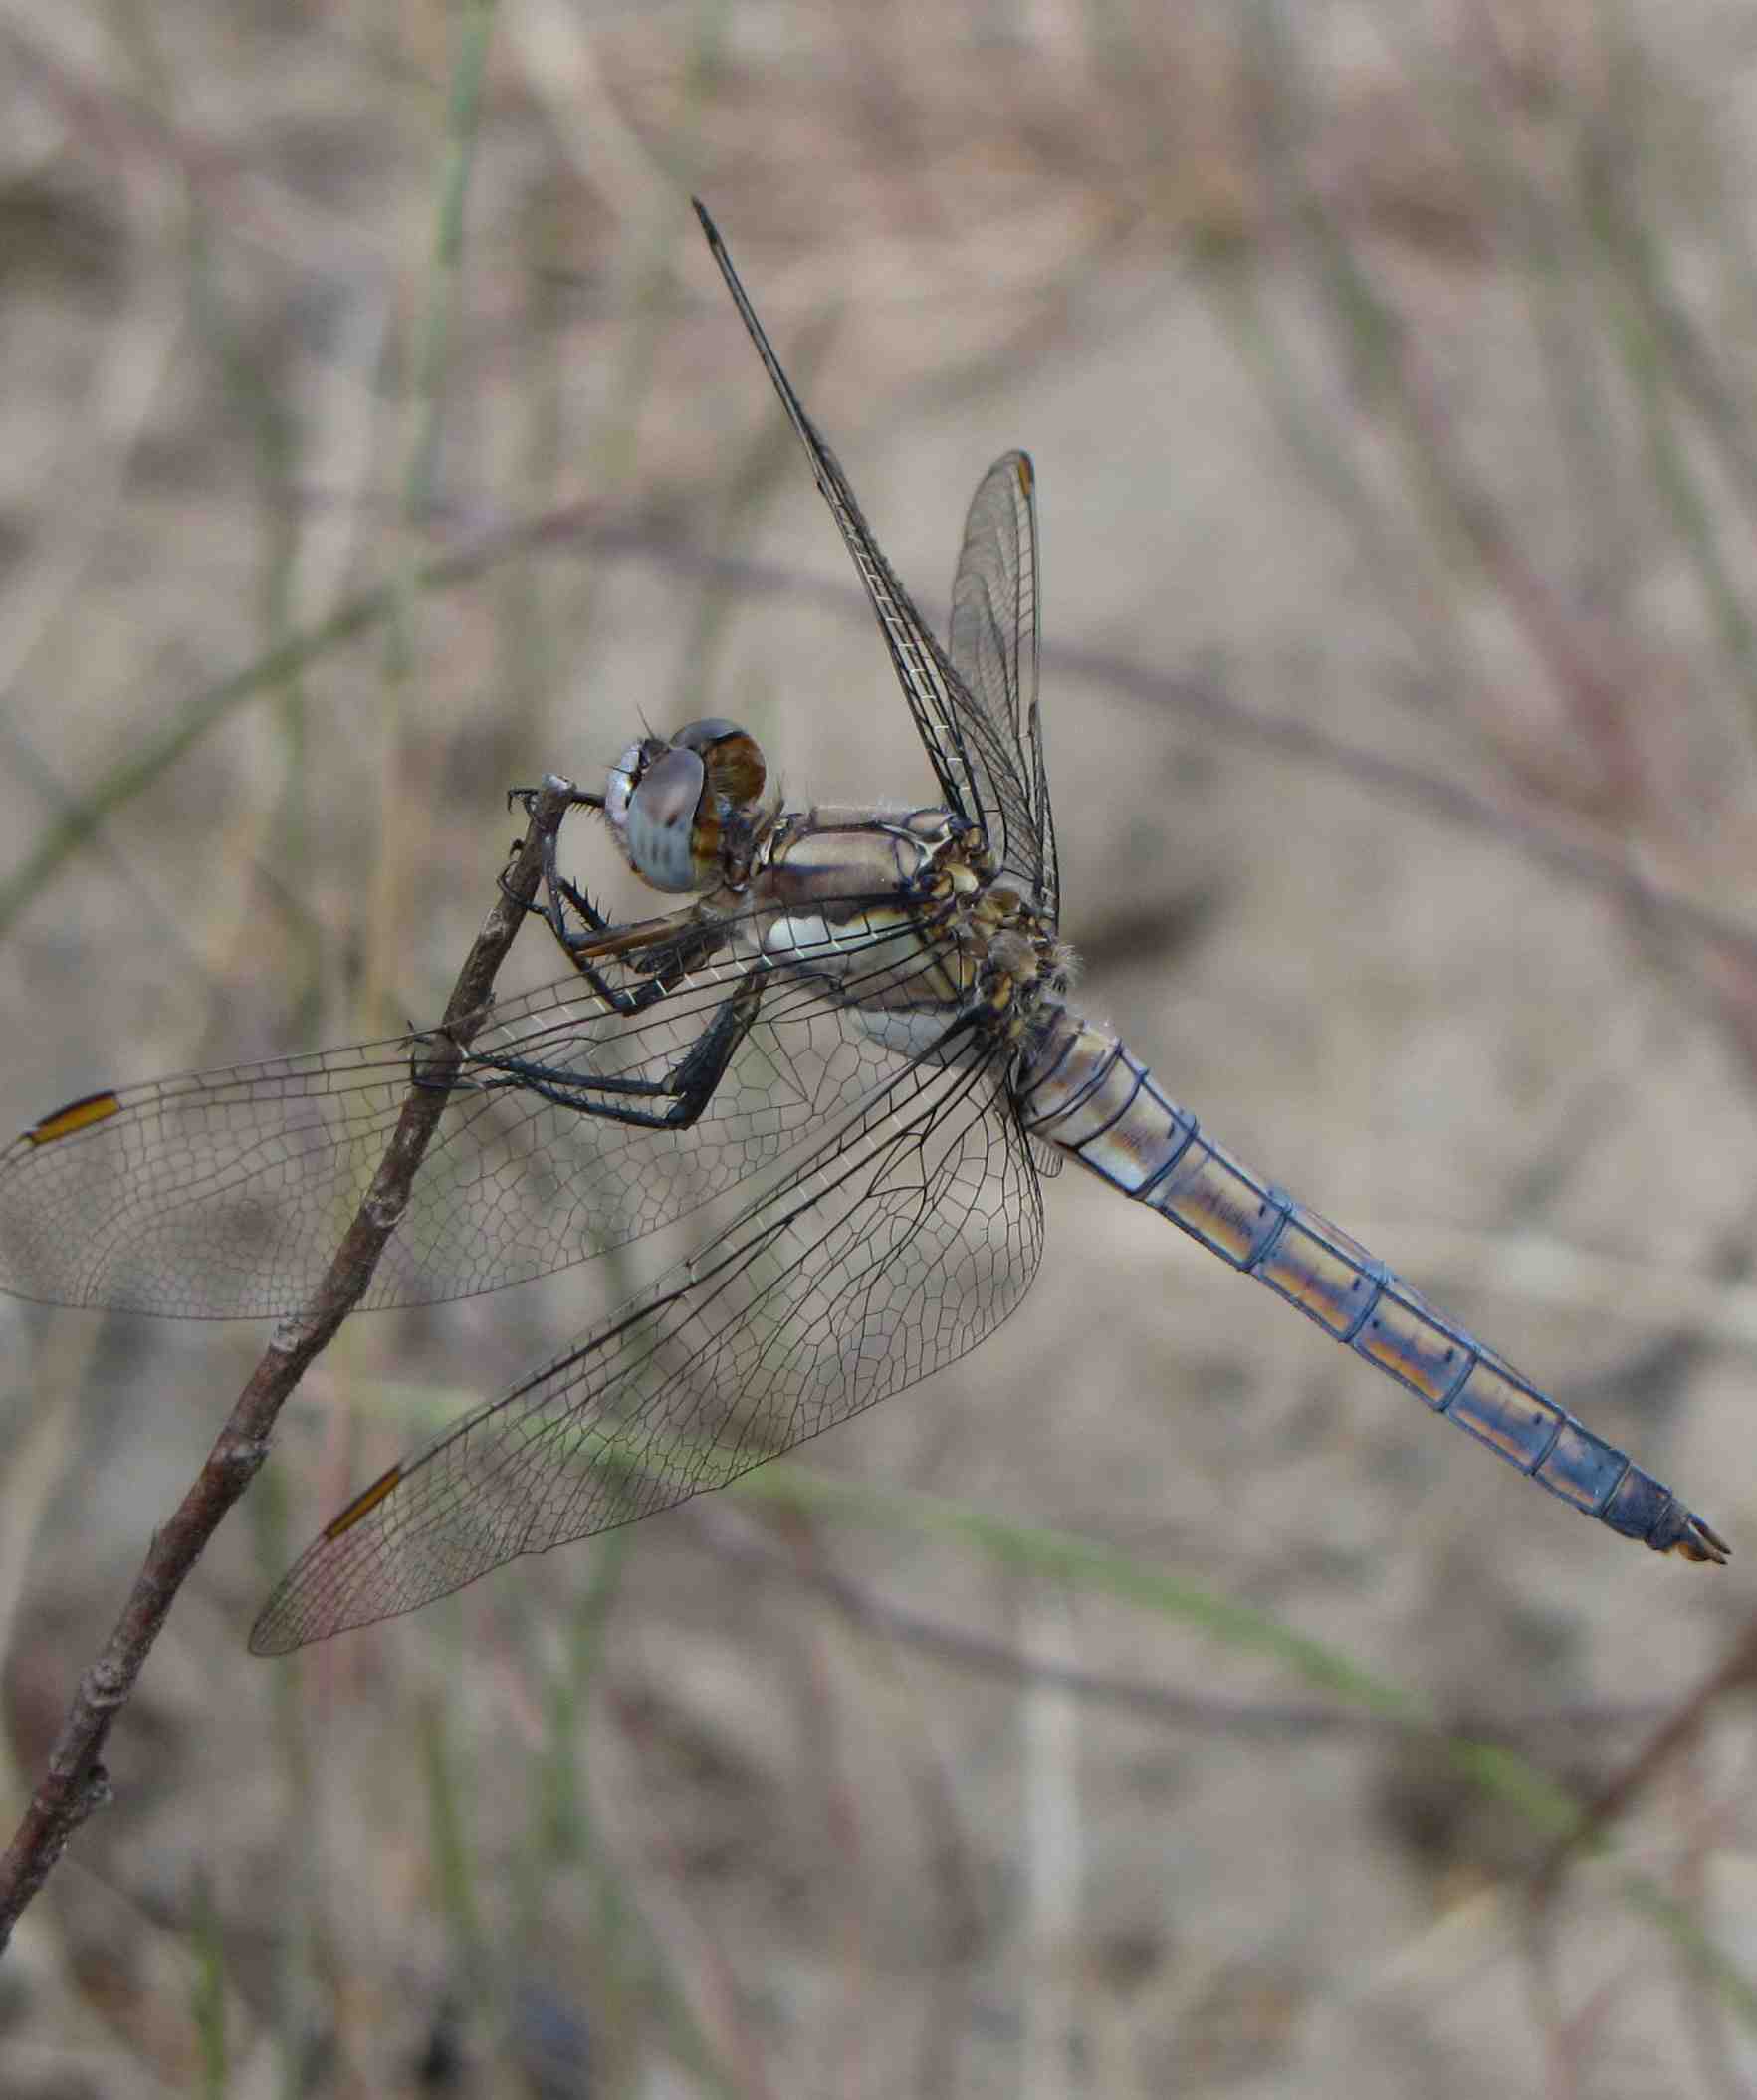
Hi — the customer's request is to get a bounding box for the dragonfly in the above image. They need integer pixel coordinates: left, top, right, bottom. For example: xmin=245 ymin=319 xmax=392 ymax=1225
xmin=0 ymin=202 xmax=1727 ymax=1654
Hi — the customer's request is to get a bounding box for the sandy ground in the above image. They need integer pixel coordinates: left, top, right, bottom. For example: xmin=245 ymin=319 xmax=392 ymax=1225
xmin=3 ymin=4 xmax=1757 ymax=2095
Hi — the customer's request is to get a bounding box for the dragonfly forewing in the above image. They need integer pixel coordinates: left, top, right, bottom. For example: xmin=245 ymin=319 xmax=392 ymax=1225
xmin=0 ymin=907 xmax=964 ymax=1318
xmin=696 ymin=205 xmax=1051 ymax=916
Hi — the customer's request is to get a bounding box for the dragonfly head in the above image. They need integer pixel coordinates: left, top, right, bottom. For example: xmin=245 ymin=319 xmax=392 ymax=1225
xmin=603 ymin=719 xmax=780 ymax=892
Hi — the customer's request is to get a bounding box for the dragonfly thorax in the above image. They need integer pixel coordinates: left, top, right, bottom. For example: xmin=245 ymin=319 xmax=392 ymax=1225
xmin=752 ymin=807 xmax=1066 ymax=1056
xmin=604 ymin=718 xmax=781 ymax=894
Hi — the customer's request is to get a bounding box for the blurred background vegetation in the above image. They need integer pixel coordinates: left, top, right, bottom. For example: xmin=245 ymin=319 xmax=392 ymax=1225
xmin=4 ymin=1 xmax=1757 ymax=2093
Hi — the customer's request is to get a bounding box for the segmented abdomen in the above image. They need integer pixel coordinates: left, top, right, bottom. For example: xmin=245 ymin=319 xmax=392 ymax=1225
xmin=1016 ymin=1007 xmax=1726 ymax=1563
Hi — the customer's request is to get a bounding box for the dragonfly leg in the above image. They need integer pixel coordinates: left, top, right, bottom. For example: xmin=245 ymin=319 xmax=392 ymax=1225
xmin=558 ymin=945 xmax=680 ymax=1021
xmin=526 ymin=873 xmax=743 ymax=1027
xmin=538 ymin=874 xmax=653 ymax=998
xmin=470 ymin=972 xmax=764 ymax=1132
xmin=504 ymin=780 xmax=607 ymax=948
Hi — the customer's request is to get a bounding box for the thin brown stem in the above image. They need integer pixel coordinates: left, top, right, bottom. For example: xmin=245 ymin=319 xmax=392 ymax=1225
xmin=1532 ymin=1618 xmax=1757 ymax=1909
xmin=0 ymin=775 xmax=578 ymax=1955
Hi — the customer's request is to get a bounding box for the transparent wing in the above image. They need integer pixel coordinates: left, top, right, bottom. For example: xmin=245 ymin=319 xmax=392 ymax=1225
xmin=948 ymin=451 xmax=1058 ymax=918
xmin=250 ymin=1035 xmax=1043 ymax=1652
xmin=694 ymin=203 xmax=1051 ymax=915
xmin=0 ymin=904 xmax=958 ymax=1317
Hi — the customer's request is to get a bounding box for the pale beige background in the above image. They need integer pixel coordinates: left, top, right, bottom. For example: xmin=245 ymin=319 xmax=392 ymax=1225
xmin=2 ymin=4 xmax=1756 ymax=2095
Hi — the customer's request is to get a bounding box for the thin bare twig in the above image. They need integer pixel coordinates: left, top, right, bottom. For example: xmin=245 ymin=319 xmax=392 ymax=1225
xmin=1532 ymin=1617 xmax=1757 ymax=1908
xmin=690 ymin=1513 xmax=1698 ymax=1748
xmin=0 ymin=775 xmax=578 ymax=1956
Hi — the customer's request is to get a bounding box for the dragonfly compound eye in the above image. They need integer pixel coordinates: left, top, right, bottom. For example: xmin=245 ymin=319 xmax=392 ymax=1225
xmin=622 ymin=743 xmax=712 ymax=891
xmin=604 ymin=722 xmax=777 ymax=893
xmin=669 ymin=719 xmax=770 ymax=813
